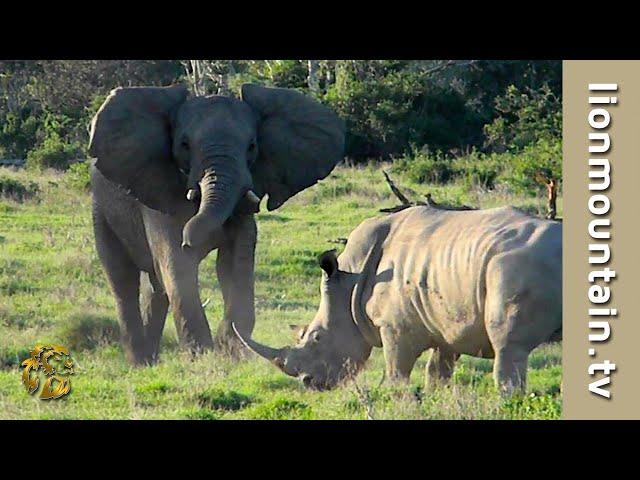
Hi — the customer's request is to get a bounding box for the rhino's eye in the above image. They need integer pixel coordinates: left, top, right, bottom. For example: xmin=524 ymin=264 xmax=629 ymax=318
xmin=310 ymin=331 xmax=321 ymax=343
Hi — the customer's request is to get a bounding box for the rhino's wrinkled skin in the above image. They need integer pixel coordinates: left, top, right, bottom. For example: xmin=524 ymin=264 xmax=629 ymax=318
xmin=236 ymin=206 xmax=562 ymax=394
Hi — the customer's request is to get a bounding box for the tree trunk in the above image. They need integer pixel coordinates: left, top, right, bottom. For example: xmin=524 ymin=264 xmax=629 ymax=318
xmin=308 ymin=60 xmax=320 ymax=94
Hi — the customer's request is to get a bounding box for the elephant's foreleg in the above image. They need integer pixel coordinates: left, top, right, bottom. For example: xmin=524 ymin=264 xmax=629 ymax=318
xmin=160 ymin=253 xmax=213 ymax=354
xmin=140 ymin=271 xmax=169 ymax=363
xmin=215 ymin=214 xmax=257 ymax=356
xmin=93 ymin=212 xmax=149 ymax=366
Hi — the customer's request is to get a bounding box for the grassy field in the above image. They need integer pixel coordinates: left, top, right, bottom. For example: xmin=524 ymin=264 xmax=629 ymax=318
xmin=0 ymin=163 xmax=562 ymax=420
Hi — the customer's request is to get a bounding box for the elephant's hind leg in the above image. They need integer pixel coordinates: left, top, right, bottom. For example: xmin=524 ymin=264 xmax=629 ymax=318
xmin=140 ymin=271 xmax=169 ymax=363
xmin=93 ymin=213 xmax=150 ymax=366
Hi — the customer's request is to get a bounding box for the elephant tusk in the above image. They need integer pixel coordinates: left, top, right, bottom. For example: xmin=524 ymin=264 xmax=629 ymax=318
xmin=245 ymin=190 xmax=261 ymax=206
xmin=186 ymin=189 xmax=199 ymax=202
xmin=233 ymin=190 xmax=262 ymax=215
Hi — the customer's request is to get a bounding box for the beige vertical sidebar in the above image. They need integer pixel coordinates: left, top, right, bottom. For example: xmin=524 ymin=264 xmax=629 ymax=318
xmin=564 ymin=61 xmax=640 ymax=419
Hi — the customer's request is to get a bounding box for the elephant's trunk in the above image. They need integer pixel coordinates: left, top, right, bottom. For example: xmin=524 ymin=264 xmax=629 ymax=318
xmin=182 ymin=163 xmax=244 ymax=249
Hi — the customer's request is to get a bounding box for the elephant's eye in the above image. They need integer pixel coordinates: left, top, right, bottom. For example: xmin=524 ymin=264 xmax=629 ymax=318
xmin=181 ymin=139 xmax=190 ymax=151
xmin=247 ymin=141 xmax=256 ymax=153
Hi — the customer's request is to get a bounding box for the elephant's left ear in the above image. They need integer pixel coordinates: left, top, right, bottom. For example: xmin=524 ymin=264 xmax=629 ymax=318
xmin=241 ymin=84 xmax=345 ymax=211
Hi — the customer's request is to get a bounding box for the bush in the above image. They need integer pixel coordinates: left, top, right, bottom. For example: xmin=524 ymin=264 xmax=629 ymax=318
xmin=453 ymin=155 xmax=500 ymax=190
xmin=56 ymin=312 xmax=119 ymax=351
xmin=392 ymin=138 xmax=561 ymax=196
xmin=497 ymin=137 xmax=562 ymax=195
xmin=0 ymin=176 xmax=40 ymax=202
xmin=392 ymin=148 xmax=456 ymax=185
xmin=0 ymin=111 xmax=43 ymax=158
xmin=64 ymin=161 xmax=91 ymax=192
xmin=25 ymin=132 xmax=83 ymax=171
xmin=325 ymin=63 xmax=485 ymax=160
xmin=484 ymin=84 xmax=561 ymax=153
xmin=0 ymin=345 xmax=31 ymax=369
xmin=195 ymin=388 xmax=253 ymax=411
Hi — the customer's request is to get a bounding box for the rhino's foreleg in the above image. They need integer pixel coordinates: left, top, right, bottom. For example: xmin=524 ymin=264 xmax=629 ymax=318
xmin=380 ymin=327 xmax=425 ymax=383
xmin=425 ymin=347 xmax=459 ymax=391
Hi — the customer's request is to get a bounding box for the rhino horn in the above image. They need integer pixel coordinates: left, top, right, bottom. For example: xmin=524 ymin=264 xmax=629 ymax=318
xmin=232 ymin=323 xmax=287 ymax=368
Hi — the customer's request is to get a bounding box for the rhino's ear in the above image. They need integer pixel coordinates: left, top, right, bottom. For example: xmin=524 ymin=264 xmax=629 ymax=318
xmin=289 ymin=324 xmax=308 ymax=341
xmin=319 ymin=249 xmax=339 ymax=278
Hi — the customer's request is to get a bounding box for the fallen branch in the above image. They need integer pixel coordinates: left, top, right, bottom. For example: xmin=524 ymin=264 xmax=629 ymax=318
xmin=327 ymin=237 xmax=348 ymax=245
xmin=424 ymin=193 xmax=474 ymax=211
xmin=380 ymin=171 xmax=476 ymax=213
xmin=382 ymin=170 xmax=411 ymax=205
xmin=379 ymin=205 xmax=414 ymax=214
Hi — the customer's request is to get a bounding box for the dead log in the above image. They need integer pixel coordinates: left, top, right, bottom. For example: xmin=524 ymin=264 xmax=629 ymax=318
xmin=327 ymin=237 xmax=348 ymax=245
xmin=382 ymin=170 xmax=411 ymax=205
xmin=380 ymin=171 xmax=476 ymax=213
xmin=424 ymin=193 xmax=474 ymax=211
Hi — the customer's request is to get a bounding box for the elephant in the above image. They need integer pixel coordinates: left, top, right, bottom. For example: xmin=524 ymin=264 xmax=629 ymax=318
xmin=235 ymin=205 xmax=562 ymax=394
xmin=88 ymin=83 xmax=345 ymax=365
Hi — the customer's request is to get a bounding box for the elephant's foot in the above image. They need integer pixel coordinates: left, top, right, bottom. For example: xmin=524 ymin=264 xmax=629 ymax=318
xmin=181 ymin=338 xmax=214 ymax=359
xmin=175 ymin=319 xmax=214 ymax=357
xmin=214 ymin=333 xmax=252 ymax=359
xmin=121 ymin=333 xmax=156 ymax=367
xmin=124 ymin=347 xmax=156 ymax=367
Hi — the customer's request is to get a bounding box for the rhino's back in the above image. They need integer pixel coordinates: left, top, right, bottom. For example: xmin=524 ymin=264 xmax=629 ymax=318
xmin=345 ymin=206 xmax=562 ymax=356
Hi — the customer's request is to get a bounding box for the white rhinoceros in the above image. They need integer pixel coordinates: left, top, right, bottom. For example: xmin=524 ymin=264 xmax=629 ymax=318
xmin=235 ymin=205 xmax=562 ymax=394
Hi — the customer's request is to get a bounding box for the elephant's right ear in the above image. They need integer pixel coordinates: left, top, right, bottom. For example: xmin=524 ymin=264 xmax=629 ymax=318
xmin=88 ymin=85 xmax=188 ymax=214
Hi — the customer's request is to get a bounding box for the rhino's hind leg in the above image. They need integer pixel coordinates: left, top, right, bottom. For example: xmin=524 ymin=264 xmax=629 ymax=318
xmin=492 ymin=347 xmax=529 ymax=395
xmin=485 ymin=298 xmax=532 ymax=395
xmin=485 ymin=296 xmax=535 ymax=395
xmin=484 ymin=251 xmax=561 ymax=395
xmin=425 ymin=347 xmax=458 ymax=391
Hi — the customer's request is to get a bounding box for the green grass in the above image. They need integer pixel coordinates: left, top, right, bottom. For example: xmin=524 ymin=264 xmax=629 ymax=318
xmin=0 ymin=163 xmax=562 ymax=419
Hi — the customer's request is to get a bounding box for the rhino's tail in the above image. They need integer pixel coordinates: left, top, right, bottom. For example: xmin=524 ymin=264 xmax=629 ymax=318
xmin=547 ymin=327 xmax=562 ymax=343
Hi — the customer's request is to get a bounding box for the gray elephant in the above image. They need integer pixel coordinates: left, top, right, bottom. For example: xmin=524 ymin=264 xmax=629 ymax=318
xmin=88 ymin=83 xmax=345 ymax=365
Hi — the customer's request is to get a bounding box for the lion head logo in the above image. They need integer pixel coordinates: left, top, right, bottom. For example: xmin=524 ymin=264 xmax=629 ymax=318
xmin=21 ymin=344 xmax=74 ymax=400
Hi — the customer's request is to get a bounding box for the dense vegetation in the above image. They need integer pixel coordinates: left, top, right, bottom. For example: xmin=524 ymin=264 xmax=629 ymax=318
xmin=0 ymin=60 xmax=561 ymax=194
xmin=0 ymin=165 xmax=561 ymax=419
